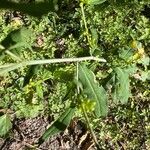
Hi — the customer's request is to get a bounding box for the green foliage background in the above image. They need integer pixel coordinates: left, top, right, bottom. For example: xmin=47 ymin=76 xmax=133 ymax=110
xmin=0 ymin=0 xmax=150 ymax=149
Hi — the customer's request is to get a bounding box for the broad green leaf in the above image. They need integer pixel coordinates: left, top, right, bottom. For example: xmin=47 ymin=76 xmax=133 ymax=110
xmin=39 ymin=106 xmax=75 ymax=143
xmin=1 ymin=27 xmax=34 ymax=51
xmin=112 ymin=67 xmax=130 ymax=104
xmin=0 ymin=0 xmax=55 ymax=17
xmin=0 ymin=114 xmax=12 ymax=136
xmin=78 ymin=63 xmax=108 ymax=117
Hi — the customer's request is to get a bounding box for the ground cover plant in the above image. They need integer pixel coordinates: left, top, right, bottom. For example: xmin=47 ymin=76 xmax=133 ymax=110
xmin=0 ymin=0 xmax=150 ymax=149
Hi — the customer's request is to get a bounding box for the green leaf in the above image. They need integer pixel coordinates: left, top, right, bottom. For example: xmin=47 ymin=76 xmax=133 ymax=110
xmin=119 ymin=48 xmax=134 ymax=61
xmin=23 ymin=65 xmax=39 ymax=87
xmin=39 ymin=106 xmax=75 ymax=143
xmin=0 ymin=63 xmax=22 ymax=76
xmin=125 ymin=64 xmax=137 ymax=75
xmin=112 ymin=67 xmax=130 ymax=104
xmin=90 ymin=28 xmax=99 ymax=54
xmin=0 ymin=114 xmax=12 ymax=136
xmin=139 ymin=56 xmax=150 ymax=67
xmin=78 ymin=63 xmax=108 ymax=117
xmin=87 ymin=0 xmax=107 ymax=5
xmin=53 ymin=67 xmax=74 ymax=82
xmin=36 ymin=84 xmax=43 ymax=99
xmin=141 ymin=71 xmax=150 ymax=81
xmin=1 ymin=27 xmax=34 ymax=51
xmin=0 ymin=0 xmax=55 ymax=17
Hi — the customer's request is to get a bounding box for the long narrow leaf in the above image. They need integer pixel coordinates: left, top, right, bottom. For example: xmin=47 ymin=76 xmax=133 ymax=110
xmin=78 ymin=63 xmax=108 ymax=117
xmin=39 ymin=106 xmax=75 ymax=143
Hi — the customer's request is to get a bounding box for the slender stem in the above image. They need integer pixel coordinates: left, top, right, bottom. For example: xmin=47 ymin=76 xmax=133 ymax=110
xmin=81 ymin=104 xmax=101 ymax=149
xmin=0 ymin=56 xmax=106 ymax=75
xmin=76 ymin=62 xmax=80 ymax=94
xmin=23 ymin=142 xmax=41 ymax=150
xmin=21 ymin=56 xmax=106 ymax=65
xmin=5 ymin=50 xmax=22 ymax=61
xmin=80 ymin=3 xmax=88 ymax=34
xmin=0 ymin=56 xmax=106 ymax=68
xmin=80 ymin=3 xmax=91 ymax=45
xmin=76 ymin=61 xmax=100 ymax=148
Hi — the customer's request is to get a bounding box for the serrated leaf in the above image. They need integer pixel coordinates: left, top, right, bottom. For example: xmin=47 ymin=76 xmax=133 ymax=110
xmin=78 ymin=63 xmax=107 ymax=117
xmin=0 ymin=114 xmax=12 ymax=136
xmin=112 ymin=67 xmax=130 ymax=104
xmin=39 ymin=106 xmax=75 ymax=143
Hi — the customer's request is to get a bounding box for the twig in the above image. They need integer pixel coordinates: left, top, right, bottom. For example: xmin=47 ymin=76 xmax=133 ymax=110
xmin=23 ymin=141 xmax=41 ymax=150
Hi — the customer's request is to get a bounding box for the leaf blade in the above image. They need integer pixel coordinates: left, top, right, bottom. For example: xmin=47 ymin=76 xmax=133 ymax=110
xmin=39 ymin=106 xmax=75 ymax=143
xmin=0 ymin=114 xmax=12 ymax=136
xmin=112 ymin=67 xmax=131 ymax=104
xmin=78 ymin=63 xmax=108 ymax=117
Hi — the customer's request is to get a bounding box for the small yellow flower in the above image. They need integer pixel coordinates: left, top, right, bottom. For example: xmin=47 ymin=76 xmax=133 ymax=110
xmin=130 ymin=40 xmax=145 ymax=61
xmin=78 ymin=99 xmax=96 ymax=112
xmin=132 ymin=53 xmax=141 ymax=61
xmin=138 ymin=47 xmax=145 ymax=56
xmin=11 ymin=17 xmax=23 ymax=28
xmin=131 ymin=40 xmax=138 ymax=49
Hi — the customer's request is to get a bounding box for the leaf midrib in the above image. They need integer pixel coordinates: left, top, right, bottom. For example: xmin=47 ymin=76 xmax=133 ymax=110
xmin=80 ymin=65 xmax=101 ymax=115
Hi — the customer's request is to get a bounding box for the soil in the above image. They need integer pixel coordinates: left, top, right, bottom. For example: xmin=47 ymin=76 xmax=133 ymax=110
xmin=0 ymin=116 xmax=95 ymax=150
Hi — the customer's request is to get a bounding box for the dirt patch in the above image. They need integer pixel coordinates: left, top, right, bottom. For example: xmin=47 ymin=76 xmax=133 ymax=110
xmin=0 ymin=117 xmax=95 ymax=150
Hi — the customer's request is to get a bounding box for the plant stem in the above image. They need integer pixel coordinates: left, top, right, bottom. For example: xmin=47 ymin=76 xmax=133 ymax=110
xmin=76 ymin=62 xmax=100 ymax=148
xmin=21 ymin=56 xmax=106 ymax=65
xmin=76 ymin=62 xmax=80 ymax=94
xmin=81 ymin=104 xmax=101 ymax=149
xmin=0 ymin=56 xmax=106 ymax=75
xmin=80 ymin=2 xmax=91 ymax=45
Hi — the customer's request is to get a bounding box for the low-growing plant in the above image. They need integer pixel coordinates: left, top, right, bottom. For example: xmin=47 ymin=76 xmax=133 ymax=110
xmin=0 ymin=0 xmax=149 ymax=149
